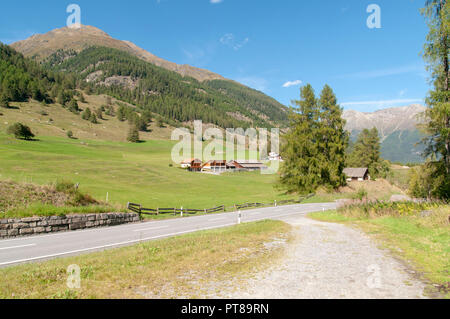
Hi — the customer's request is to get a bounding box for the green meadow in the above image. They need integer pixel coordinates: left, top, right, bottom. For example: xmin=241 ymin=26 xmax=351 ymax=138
xmin=0 ymin=133 xmax=297 ymax=210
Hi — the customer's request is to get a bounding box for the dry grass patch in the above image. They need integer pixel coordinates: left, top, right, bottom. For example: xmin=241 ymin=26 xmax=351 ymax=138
xmin=0 ymin=220 xmax=292 ymax=299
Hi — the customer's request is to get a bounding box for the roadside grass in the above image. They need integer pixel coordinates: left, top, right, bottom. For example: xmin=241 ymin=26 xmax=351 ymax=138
xmin=1 ymin=203 xmax=121 ymax=219
xmin=0 ymin=133 xmax=299 ymax=210
xmin=310 ymin=204 xmax=450 ymax=298
xmin=303 ymin=179 xmax=405 ymax=203
xmin=0 ymin=179 xmax=118 ymax=218
xmin=0 ymin=220 xmax=292 ymax=299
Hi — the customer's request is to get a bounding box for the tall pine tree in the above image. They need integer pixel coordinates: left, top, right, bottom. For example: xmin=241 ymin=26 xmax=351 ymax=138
xmin=347 ymin=128 xmax=390 ymax=179
xmin=279 ymin=84 xmax=347 ymax=193
xmin=420 ymin=0 xmax=450 ymax=198
xmin=318 ymin=85 xmax=349 ymax=189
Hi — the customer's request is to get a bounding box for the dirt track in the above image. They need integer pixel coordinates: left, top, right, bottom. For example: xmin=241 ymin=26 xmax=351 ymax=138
xmin=207 ymin=215 xmax=429 ymax=299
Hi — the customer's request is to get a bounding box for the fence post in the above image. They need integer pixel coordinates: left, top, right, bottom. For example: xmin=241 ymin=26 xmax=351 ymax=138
xmin=274 ymin=200 xmax=277 ymax=207
xmin=234 ymin=204 xmax=237 ymax=212
xmin=238 ymin=210 xmax=242 ymax=224
xmin=223 ymin=205 xmax=225 ymax=212
xmin=181 ymin=206 xmax=183 ymax=217
xmin=157 ymin=208 xmax=159 ymax=215
xmin=204 ymin=208 xmax=207 ymax=214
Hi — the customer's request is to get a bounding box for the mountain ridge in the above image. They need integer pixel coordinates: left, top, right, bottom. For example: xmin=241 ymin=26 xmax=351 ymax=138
xmin=343 ymin=104 xmax=426 ymax=141
xmin=342 ymin=104 xmax=427 ymax=163
xmin=11 ymin=25 xmax=225 ymax=82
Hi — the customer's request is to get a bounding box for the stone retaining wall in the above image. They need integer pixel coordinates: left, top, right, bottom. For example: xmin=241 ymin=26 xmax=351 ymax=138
xmin=0 ymin=213 xmax=141 ymax=239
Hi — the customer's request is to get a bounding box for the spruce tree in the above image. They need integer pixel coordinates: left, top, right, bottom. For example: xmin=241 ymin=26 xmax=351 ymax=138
xmin=347 ymin=128 xmax=390 ymax=178
xmin=318 ymin=85 xmax=348 ymax=189
xmin=127 ymin=125 xmax=140 ymax=143
xmin=117 ymin=106 xmax=126 ymax=122
xmin=279 ymin=84 xmax=322 ymax=194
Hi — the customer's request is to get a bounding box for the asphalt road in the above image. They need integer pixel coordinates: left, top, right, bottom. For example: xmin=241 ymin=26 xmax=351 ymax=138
xmin=0 ymin=202 xmax=336 ymax=268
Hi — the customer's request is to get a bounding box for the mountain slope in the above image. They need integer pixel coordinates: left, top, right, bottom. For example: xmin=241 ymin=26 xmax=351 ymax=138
xmin=45 ymin=46 xmax=288 ymax=128
xmin=343 ymin=105 xmax=427 ymax=163
xmin=10 ymin=25 xmax=289 ymax=128
xmin=11 ymin=25 xmax=223 ymax=82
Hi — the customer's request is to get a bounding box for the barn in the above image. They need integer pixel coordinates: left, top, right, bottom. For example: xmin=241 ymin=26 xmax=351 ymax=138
xmin=343 ymin=168 xmax=370 ymax=182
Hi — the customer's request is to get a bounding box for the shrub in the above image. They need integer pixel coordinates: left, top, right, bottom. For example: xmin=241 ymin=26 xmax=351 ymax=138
xmin=6 ymin=122 xmax=35 ymax=140
xmin=354 ymin=188 xmax=368 ymax=201
xmin=0 ymin=94 xmax=10 ymax=108
xmin=55 ymin=180 xmax=77 ymax=194
xmin=55 ymin=180 xmax=98 ymax=206
xmin=67 ymin=130 xmax=74 ymax=139
xmin=81 ymin=107 xmax=92 ymax=120
xmin=89 ymin=113 xmax=98 ymax=124
xmin=68 ymin=99 xmax=80 ymax=114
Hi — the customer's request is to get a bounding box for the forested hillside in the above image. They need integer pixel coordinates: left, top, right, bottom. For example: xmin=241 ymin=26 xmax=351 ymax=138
xmin=0 ymin=43 xmax=75 ymax=104
xmin=46 ymin=46 xmax=289 ymax=129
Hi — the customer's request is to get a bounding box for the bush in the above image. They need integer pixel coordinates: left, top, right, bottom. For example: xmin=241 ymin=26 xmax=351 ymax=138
xmin=0 ymin=94 xmax=10 ymax=108
xmin=354 ymin=188 xmax=368 ymax=200
xmin=55 ymin=180 xmax=77 ymax=194
xmin=89 ymin=113 xmax=98 ymax=124
xmin=67 ymin=130 xmax=74 ymax=139
xmin=81 ymin=107 xmax=91 ymax=120
xmin=6 ymin=122 xmax=35 ymax=140
xmin=55 ymin=180 xmax=98 ymax=206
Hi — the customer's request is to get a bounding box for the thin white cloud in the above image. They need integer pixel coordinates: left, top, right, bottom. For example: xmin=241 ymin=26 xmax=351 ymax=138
xmin=236 ymin=76 xmax=268 ymax=92
xmin=210 ymin=0 xmax=223 ymax=3
xmin=220 ymin=33 xmax=249 ymax=51
xmin=282 ymin=80 xmax=302 ymax=88
xmin=341 ymin=98 xmax=424 ymax=109
xmin=337 ymin=64 xmax=424 ymax=80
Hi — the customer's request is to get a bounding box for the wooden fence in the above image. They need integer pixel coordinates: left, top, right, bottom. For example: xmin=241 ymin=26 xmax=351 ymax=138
xmin=127 ymin=203 xmax=225 ymax=216
xmin=127 ymin=193 xmax=315 ymax=216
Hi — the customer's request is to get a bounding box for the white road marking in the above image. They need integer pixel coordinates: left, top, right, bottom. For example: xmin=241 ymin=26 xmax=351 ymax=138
xmin=133 ymin=226 xmax=169 ymax=232
xmin=208 ymin=217 xmax=227 ymax=222
xmin=0 ymin=244 xmax=36 ymax=251
xmin=0 ymin=223 xmax=236 ymax=267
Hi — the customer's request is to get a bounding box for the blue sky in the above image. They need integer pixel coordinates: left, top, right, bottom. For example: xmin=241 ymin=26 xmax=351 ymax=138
xmin=0 ymin=0 xmax=431 ymax=112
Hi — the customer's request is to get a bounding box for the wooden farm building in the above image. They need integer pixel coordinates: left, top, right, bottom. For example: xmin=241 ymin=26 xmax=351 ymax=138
xmin=181 ymin=159 xmax=203 ymax=172
xmin=343 ymin=168 xmax=370 ymax=182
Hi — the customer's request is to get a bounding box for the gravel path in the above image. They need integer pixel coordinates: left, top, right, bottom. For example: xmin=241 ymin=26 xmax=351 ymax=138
xmin=208 ymin=215 xmax=429 ymax=299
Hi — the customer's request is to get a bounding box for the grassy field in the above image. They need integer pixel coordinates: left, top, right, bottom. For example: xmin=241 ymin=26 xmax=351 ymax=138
xmin=310 ymin=203 xmax=450 ymax=298
xmin=0 ymin=220 xmax=292 ymax=299
xmin=0 ymin=132 xmax=300 ymax=211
